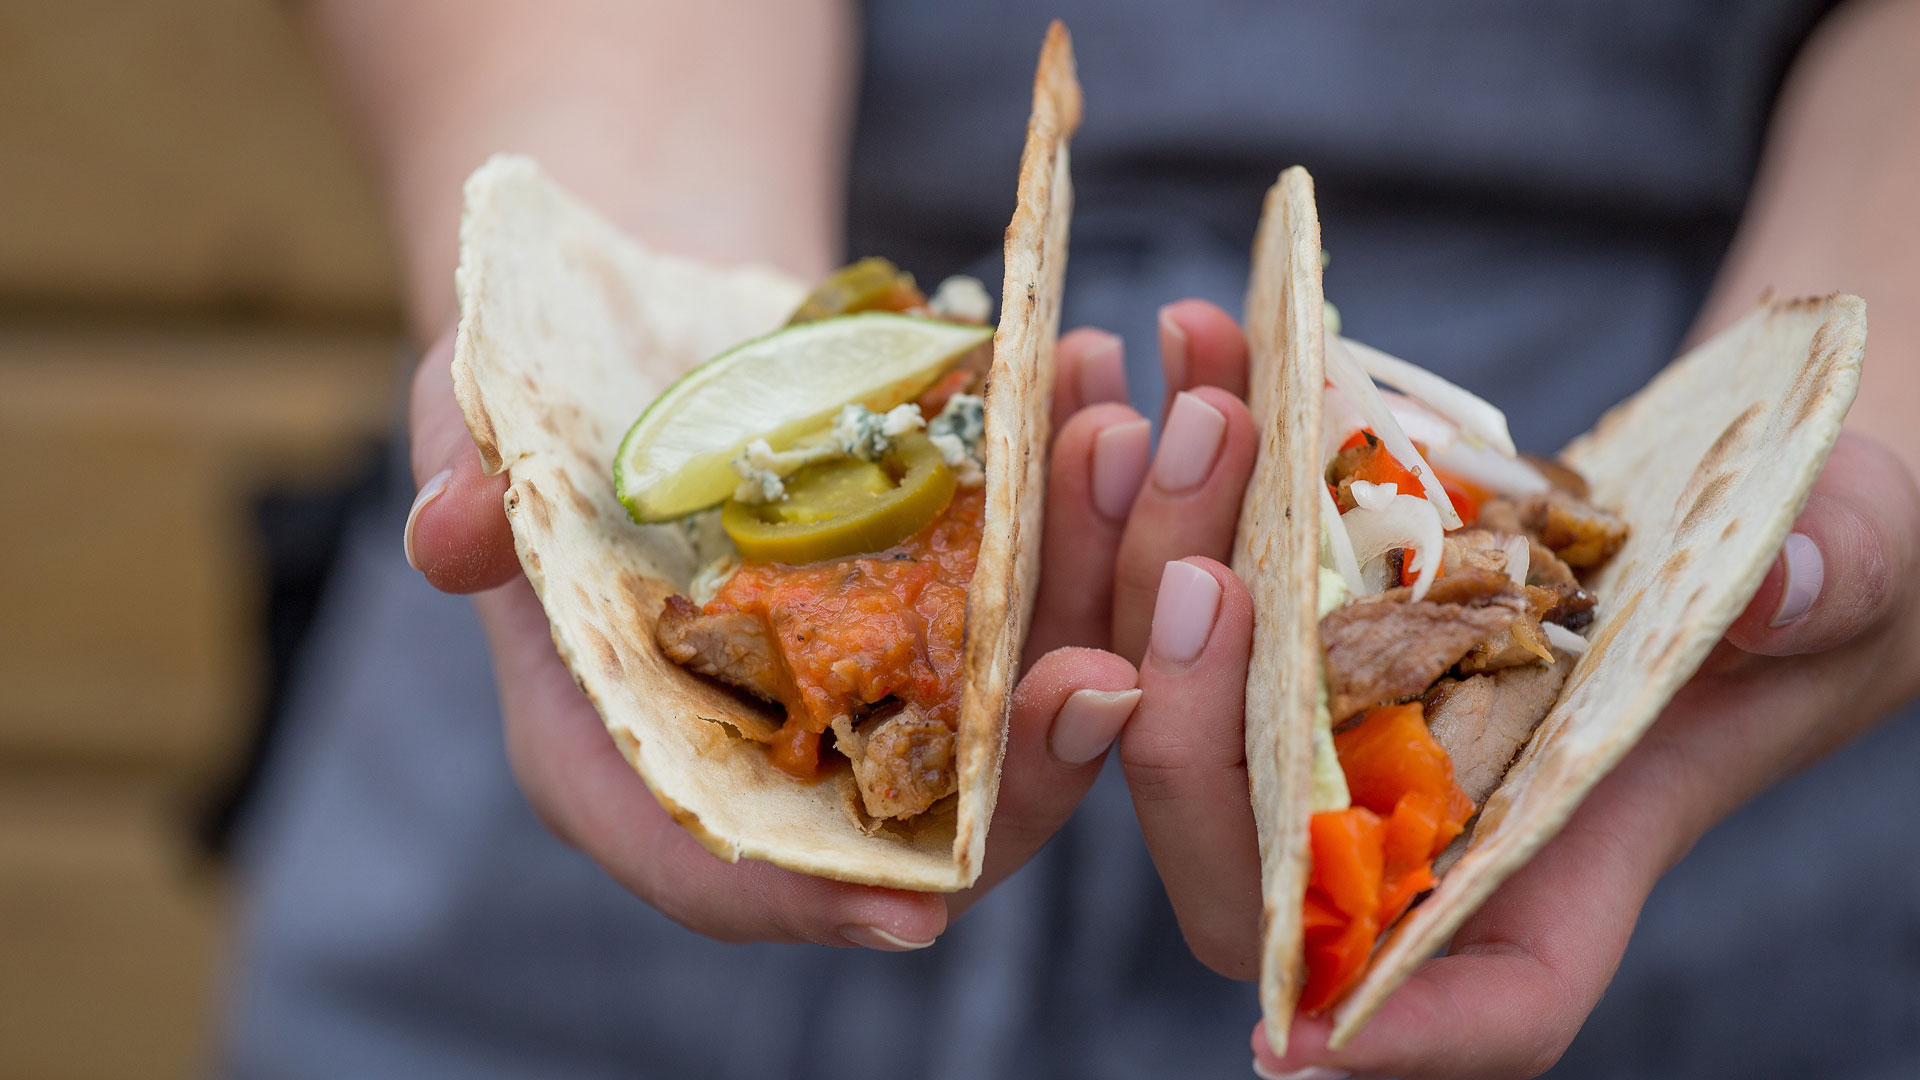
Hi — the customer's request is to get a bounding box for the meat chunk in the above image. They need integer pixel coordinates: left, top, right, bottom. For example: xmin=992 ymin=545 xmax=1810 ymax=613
xmin=832 ymin=704 xmax=957 ymax=820
xmin=1322 ymin=596 xmax=1523 ymax=723
xmin=1459 ymin=585 xmax=1559 ymax=674
xmin=1521 ymin=453 xmax=1591 ymax=499
xmin=1522 ymin=539 xmax=1599 ymax=629
xmin=1442 ymin=529 xmax=1512 ymax=579
xmin=1478 ymin=490 xmax=1628 ymax=569
xmin=1424 ymin=653 xmax=1575 ymax=804
xmin=656 ymin=595 xmax=793 ymax=706
xmin=1368 ymin=566 xmax=1514 ymax=608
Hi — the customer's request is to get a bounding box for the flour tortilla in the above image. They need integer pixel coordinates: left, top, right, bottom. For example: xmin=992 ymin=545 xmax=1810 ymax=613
xmin=450 ymin=23 xmax=1081 ymax=891
xmin=1236 ymin=166 xmax=1866 ymax=1050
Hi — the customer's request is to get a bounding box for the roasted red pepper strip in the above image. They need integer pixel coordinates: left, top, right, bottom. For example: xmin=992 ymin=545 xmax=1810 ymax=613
xmin=1339 ymin=430 xmax=1422 ymax=494
xmin=1434 ymin=468 xmax=1490 ymax=526
xmin=1301 ymin=704 xmax=1475 ymax=1013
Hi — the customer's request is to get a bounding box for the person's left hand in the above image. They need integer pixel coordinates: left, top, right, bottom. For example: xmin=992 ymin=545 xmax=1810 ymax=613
xmin=1102 ymin=304 xmax=1920 ymax=1080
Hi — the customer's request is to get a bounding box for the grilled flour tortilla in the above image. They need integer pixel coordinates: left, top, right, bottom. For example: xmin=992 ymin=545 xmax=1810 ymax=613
xmin=1234 ymin=167 xmax=1866 ymax=1050
xmin=450 ymin=25 xmax=1080 ymax=891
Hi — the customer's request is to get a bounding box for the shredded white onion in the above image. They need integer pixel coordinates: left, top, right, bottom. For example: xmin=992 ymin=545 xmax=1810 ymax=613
xmin=1544 ymin=621 xmax=1591 ymax=655
xmin=1325 ymin=336 xmax=1462 ymax=530
xmin=1340 ymin=336 xmax=1519 ymax=456
xmin=1381 ymin=390 xmax=1459 ymax=451
xmin=1324 ymin=388 xmax=1458 ymax=460
xmin=1319 ymin=482 xmax=1365 ymax=597
xmin=1427 ymin=439 xmax=1552 ymax=498
xmin=1348 ymin=478 xmax=1398 ymax=511
xmin=1340 ymin=487 xmax=1445 ymax=601
xmin=1500 ymin=533 xmax=1530 ymax=588
xmin=1322 ymin=384 xmax=1369 ymax=460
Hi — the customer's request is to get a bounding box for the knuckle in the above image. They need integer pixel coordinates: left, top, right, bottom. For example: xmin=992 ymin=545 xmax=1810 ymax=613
xmin=1120 ymin=728 xmax=1208 ymax=803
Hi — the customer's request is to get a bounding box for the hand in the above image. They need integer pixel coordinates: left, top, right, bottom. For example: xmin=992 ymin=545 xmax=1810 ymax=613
xmin=398 ymin=300 xmax=1259 ymax=947
xmin=1098 ymin=314 xmax=1920 ymax=1079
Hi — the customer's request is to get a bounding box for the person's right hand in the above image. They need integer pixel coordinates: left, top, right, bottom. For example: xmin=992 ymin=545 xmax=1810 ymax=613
xmin=399 ymin=300 xmax=1261 ymax=949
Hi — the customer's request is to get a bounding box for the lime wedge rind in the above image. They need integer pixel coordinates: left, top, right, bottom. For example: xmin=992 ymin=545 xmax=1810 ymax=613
xmin=614 ymin=313 xmax=992 ymax=523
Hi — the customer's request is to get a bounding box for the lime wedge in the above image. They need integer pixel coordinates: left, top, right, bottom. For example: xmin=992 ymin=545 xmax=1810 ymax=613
xmin=615 ymin=312 xmax=993 ymax=523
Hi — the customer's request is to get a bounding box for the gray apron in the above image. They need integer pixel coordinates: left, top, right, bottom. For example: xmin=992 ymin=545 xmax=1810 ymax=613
xmin=224 ymin=3 xmax=1920 ymax=1076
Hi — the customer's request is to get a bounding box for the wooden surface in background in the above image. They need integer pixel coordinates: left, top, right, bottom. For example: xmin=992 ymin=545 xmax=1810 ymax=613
xmin=0 ymin=0 xmax=399 ymax=320
xmin=0 ymin=328 xmax=396 ymax=776
xmin=0 ymin=775 xmax=227 ymax=1079
xmin=0 ymin=1 xmax=407 ymax=1076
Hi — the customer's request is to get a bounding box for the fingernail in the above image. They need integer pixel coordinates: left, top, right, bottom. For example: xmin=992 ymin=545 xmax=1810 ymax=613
xmin=1050 ymin=688 xmax=1143 ymax=766
xmin=1152 ymin=391 xmax=1228 ymax=493
xmin=1770 ymin=531 xmax=1823 ymax=627
xmin=1159 ymin=305 xmax=1188 ymax=392
xmin=403 ymin=468 xmax=453 ymax=571
xmin=1253 ymin=1063 xmax=1346 ymax=1080
xmin=840 ymin=924 xmax=936 ymax=952
xmin=1092 ymin=418 xmax=1153 ymax=521
xmin=1078 ymin=332 xmax=1130 ymax=406
xmin=1150 ymin=560 xmax=1222 ymax=664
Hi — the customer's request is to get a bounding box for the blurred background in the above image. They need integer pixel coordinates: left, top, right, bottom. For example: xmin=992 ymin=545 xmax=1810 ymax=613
xmin=1 ymin=2 xmax=399 ymax=1074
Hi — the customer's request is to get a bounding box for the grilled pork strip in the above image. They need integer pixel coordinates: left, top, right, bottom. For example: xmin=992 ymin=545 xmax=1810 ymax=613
xmin=1478 ymin=489 xmax=1628 ymax=569
xmin=1322 ymin=594 xmax=1524 ymax=724
xmin=656 ymin=595 xmax=795 ymax=708
xmin=1423 ymin=653 xmax=1575 ymax=805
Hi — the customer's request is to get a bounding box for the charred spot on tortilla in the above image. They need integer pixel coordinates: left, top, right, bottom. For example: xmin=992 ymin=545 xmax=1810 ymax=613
xmin=1678 ymin=472 xmax=1736 ymax=537
xmin=1701 ymin=402 xmax=1765 ymax=472
xmin=1656 ymin=547 xmax=1694 ymax=588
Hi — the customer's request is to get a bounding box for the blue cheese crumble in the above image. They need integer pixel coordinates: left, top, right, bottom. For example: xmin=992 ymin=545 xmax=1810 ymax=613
xmin=729 ymin=438 xmax=837 ymax=505
xmin=832 ymin=402 xmax=925 ymax=462
xmin=729 ymin=395 xmax=984 ymax=504
xmin=928 ymin=274 xmax=993 ymax=324
xmin=928 ymin=393 xmax=986 ymax=487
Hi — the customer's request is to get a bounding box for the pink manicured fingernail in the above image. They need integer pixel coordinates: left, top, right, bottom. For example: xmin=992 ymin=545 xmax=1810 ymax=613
xmin=1078 ymin=332 xmax=1129 ymax=406
xmin=840 ymin=924 xmax=936 ymax=951
xmin=1253 ymin=1063 xmax=1346 ymax=1080
xmin=1049 ymin=688 xmax=1143 ymax=766
xmin=403 ymin=468 xmax=452 ymax=571
xmin=1153 ymin=392 xmax=1228 ymax=493
xmin=1770 ymin=531 xmax=1823 ymax=627
xmin=1159 ymin=305 xmax=1188 ymax=391
xmin=1092 ymin=418 xmax=1152 ymax=521
xmin=1150 ymin=560 xmax=1222 ymax=663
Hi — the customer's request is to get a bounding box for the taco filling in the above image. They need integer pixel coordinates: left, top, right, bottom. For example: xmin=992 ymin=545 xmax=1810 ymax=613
xmin=1299 ymin=331 xmax=1628 ymax=1012
xmin=643 ymin=258 xmax=996 ymax=824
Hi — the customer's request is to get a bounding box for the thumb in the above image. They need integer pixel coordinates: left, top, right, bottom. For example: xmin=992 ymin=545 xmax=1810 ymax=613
xmin=1724 ymin=434 xmax=1919 ymax=657
xmin=404 ymin=327 xmax=520 ymax=593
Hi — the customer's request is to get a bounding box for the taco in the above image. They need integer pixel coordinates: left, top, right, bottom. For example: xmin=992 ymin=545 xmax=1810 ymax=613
xmin=450 ymin=23 xmax=1081 ymax=891
xmin=1233 ymin=167 xmax=1865 ymax=1049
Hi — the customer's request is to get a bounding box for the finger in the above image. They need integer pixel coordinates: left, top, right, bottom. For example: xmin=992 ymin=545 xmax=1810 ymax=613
xmin=405 ymin=328 xmax=519 ymax=593
xmin=1051 ymin=326 xmax=1131 ymax=434
xmin=1120 ymin=557 xmax=1264 ymax=979
xmin=1158 ymin=298 xmax=1251 ymax=413
xmin=1110 ymin=388 xmax=1259 ymax=661
xmin=1027 ymin=403 xmax=1152 ymax=658
xmin=953 ymin=647 xmax=1140 ymax=914
xmin=476 ymin=579 xmax=947 ymax=949
xmin=1724 ymin=433 xmax=1920 ymax=657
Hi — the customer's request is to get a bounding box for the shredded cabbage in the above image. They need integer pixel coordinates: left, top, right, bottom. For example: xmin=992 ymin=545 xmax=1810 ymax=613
xmin=1325 ymin=336 xmax=1462 ymax=529
xmin=1426 ymin=438 xmax=1551 ymax=498
xmin=1343 ymin=481 xmax=1444 ymax=601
